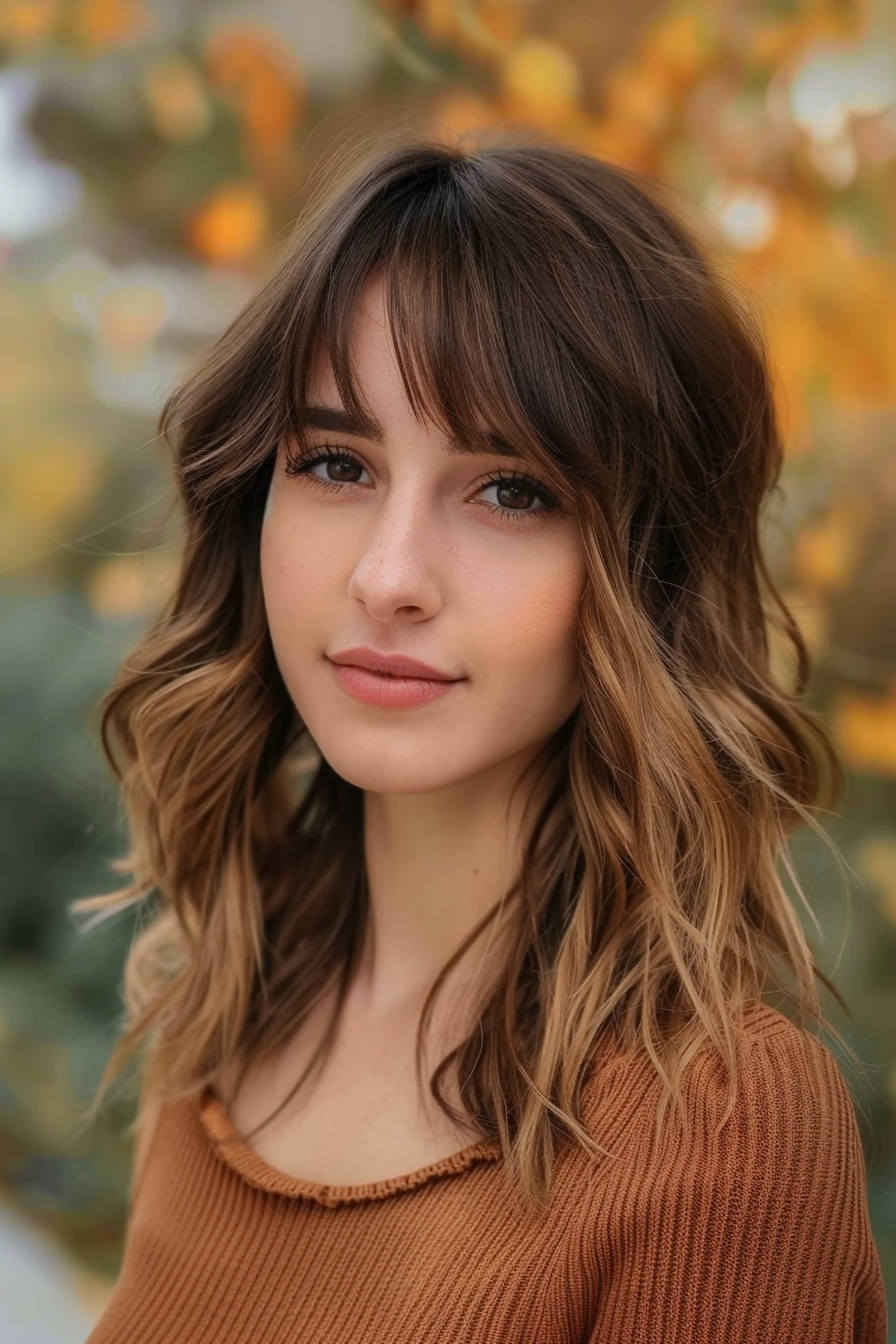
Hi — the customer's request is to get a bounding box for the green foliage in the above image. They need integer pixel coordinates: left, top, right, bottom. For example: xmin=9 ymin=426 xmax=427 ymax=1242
xmin=0 ymin=591 xmax=143 ymax=1276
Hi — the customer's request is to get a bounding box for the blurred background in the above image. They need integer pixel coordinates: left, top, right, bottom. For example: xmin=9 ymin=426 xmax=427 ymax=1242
xmin=0 ymin=0 xmax=894 ymax=1337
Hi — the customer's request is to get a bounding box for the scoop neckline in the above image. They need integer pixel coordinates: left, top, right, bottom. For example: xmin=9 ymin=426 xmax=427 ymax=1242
xmin=197 ymin=1084 xmax=503 ymax=1208
xmin=196 ymin=1001 xmax=780 ymax=1208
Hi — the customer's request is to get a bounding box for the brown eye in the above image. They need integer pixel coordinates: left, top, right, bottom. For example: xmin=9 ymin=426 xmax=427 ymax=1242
xmin=494 ymin=480 xmax=537 ymax=510
xmin=283 ymin=447 xmax=369 ymax=486
xmin=323 ymin=455 xmax=363 ymax=482
xmin=478 ymin=470 xmax=561 ymax=523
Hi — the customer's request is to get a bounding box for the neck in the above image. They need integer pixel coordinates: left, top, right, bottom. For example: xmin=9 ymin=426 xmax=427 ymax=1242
xmin=350 ymin=751 xmax=540 ymax=1016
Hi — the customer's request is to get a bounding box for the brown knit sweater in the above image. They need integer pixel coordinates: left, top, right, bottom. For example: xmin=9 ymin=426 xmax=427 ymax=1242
xmin=87 ymin=1001 xmax=887 ymax=1343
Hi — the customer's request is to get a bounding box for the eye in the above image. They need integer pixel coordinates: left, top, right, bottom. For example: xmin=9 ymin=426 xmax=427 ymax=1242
xmin=281 ymin=445 xmax=562 ymax=526
xmin=476 ymin=470 xmax=561 ymax=525
xmin=282 ymin=446 xmax=369 ymax=490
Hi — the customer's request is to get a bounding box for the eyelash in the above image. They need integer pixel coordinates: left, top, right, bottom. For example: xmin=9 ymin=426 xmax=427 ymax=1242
xmin=281 ymin=445 xmax=562 ymax=526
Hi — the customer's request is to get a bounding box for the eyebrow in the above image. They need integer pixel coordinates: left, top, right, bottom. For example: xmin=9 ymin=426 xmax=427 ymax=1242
xmin=294 ymin=404 xmax=525 ymax=460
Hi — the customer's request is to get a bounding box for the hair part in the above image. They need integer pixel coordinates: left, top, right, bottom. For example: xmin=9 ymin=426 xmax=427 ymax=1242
xmin=73 ymin=126 xmax=861 ymax=1217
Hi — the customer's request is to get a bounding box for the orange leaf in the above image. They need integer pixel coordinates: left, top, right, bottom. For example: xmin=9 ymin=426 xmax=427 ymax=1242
xmin=186 ymin=183 xmax=269 ymax=267
xmin=87 ymin=554 xmax=178 ymax=620
xmin=790 ymin=500 xmax=868 ymax=593
xmin=500 ymin=39 xmax=582 ymax=126
xmin=74 ymin=0 xmax=152 ymax=48
xmin=833 ymin=691 xmax=896 ymax=776
xmin=421 ymin=0 xmax=523 ymax=55
xmin=600 ymin=61 xmax=671 ymax=139
xmin=639 ymin=10 xmax=715 ymax=96
xmin=0 ymin=0 xmax=57 ymax=49
xmin=432 ymin=91 xmax=500 ymax=141
xmin=203 ymin=26 xmax=304 ymax=158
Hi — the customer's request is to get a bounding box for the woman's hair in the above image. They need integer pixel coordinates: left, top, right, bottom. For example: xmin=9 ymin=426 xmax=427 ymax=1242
xmin=73 ymin=127 xmax=861 ymax=1215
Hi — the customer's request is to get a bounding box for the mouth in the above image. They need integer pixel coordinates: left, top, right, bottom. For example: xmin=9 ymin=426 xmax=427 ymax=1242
xmin=326 ymin=648 xmax=463 ymax=681
xmin=327 ymin=659 xmax=465 ymax=707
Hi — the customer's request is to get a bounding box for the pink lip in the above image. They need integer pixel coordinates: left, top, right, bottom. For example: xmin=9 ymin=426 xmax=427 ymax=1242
xmin=327 ymin=646 xmax=461 ymax=681
xmin=329 ymin=662 xmax=462 ymax=708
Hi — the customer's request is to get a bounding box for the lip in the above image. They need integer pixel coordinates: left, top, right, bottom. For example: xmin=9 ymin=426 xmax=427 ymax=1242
xmin=329 ymin=662 xmax=461 ymax=709
xmin=327 ymin=646 xmax=462 ymax=681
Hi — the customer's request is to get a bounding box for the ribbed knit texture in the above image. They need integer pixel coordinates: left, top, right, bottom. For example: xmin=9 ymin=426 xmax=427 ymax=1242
xmin=87 ymin=1001 xmax=888 ymax=1343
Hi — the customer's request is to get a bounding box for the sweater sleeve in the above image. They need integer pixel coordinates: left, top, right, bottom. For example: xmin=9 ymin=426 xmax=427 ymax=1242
xmin=582 ymin=1025 xmax=888 ymax=1344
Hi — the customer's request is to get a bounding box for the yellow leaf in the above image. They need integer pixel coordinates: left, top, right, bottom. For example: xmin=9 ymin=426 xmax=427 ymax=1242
xmin=74 ymin=0 xmax=153 ymax=49
xmin=86 ymin=554 xmax=178 ymax=620
xmin=639 ymin=9 xmax=714 ymax=94
xmin=769 ymin=590 xmax=838 ymax=688
xmin=0 ymin=435 xmax=104 ymax=568
xmin=1 ymin=437 xmax=101 ymax=525
xmin=186 ymin=183 xmax=269 ymax=267
xmin=0 ymin=0 xmax=57 ymax=50
xmin=144 ymin=55 xmax=213 ymax=143
xmin=500 ymin=39 xmax=582 ymax=126
xmin=790 ymin=500 xmax=868 ymax=593
xmin=741 ymin=200 xmax=896 ymax=413
xmin=833 ymin=691 xmax=896 ymax=775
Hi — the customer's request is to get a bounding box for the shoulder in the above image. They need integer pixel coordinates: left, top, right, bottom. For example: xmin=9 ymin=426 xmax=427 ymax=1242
xmin=713 ymin=998 xmax=859 ymax=1099
xmin=588 ymin=999 xmax=858 ymax=1109
xmin=128 ymin=1081 xmax=166 ymax=1211
xmin=584 ymin=1000 xmax=876 ymax=1268
xmin=701 ymin=1000 xmax=866 ymax=1152
xmin=580 ymin=999 xmax=872 ymax=1230
xmin=575 ymin=1004 xmax=887 ymax=1343
xmin=596 ymin=999 xmax=859 ymax=1106
xmin=127 ymin=1074 xmax=206 ymax=1212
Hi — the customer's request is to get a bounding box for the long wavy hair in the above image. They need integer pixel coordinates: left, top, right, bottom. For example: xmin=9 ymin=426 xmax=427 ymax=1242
xmin=74 ymin=128 xmax=860 ymax=1216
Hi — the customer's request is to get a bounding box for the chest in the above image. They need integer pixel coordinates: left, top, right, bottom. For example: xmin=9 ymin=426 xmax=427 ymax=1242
xmin=225 ymin=994 xmax=484 ymax=1187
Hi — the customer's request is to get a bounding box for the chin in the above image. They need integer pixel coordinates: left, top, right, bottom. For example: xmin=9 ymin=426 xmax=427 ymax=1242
xmin=324 ymin=758 xmax=470 ymax=796
xmin=309 ymin=735 xmax=485 ymax=796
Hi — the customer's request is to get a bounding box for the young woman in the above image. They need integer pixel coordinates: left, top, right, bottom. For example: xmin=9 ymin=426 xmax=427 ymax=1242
xmin=78 ymin=132 xmax=887 ymax=1342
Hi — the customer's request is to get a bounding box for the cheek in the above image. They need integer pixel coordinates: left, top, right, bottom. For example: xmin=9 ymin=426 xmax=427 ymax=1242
xmin=464 ymin=543 xmax=584 ymax=681
xmin=260 ymin=503 xmax=342 ymax=627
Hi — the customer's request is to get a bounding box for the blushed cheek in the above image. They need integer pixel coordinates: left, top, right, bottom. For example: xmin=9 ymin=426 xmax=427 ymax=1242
xmin=261 ymin=513 xmax=345 ymax=632
xmin=530 ymin=557 xmax=582 ymax=641
xmin=487 ymin=575 xmax=581 ymax=709
xmin=465 ymin=545 xmax=583 ymax=672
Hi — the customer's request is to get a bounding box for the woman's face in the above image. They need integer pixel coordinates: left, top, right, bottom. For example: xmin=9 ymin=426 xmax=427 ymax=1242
xmin=260 ymin=274 xmax=586 ymax=797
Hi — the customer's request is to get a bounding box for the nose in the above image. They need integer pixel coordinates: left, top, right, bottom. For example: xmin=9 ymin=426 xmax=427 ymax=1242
xmin=345 ymin=487 xmax=443 ymax=622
